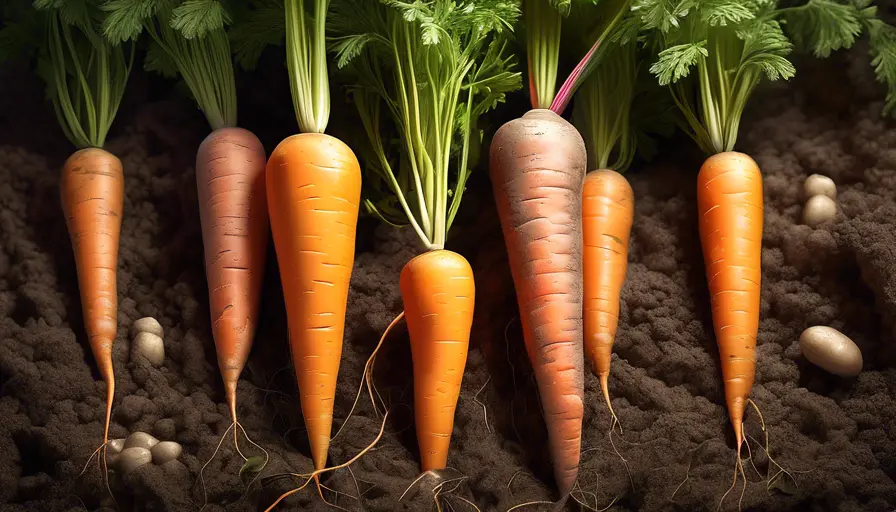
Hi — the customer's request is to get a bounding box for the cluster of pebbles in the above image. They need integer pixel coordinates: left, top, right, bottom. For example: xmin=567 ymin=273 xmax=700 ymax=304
xmin=130 ymin=317 xmax=165 ymax=366
xmin=108 ymin=432 xmax=182 ymax=475
xmin=801 ymin=174 xmax=838 ymax=227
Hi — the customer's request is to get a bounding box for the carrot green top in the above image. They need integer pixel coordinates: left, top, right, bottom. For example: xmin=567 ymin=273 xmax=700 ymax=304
xmin=0 ymin=1 xmax=134 ymax=150
xmin=102 ymin=0 xmax=238 ymax=132
xmin=643 ymin=0 xmax=896 ymax=156
xmin=331 ymin=0 xmax=522 ymax=251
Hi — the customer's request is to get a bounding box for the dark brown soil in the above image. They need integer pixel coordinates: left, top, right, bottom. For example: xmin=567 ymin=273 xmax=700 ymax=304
xmin=1 ymin=40 xmax=895 ymax=512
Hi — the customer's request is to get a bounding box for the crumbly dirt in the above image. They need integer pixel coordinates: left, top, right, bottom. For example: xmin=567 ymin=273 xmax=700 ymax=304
xmin=1 ymin=39 xmax=895 ymax=512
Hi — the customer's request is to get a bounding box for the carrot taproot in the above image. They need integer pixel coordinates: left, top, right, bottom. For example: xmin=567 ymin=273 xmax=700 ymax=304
xmin=582 ymin=169 xmax=633 ymax=424
xmin=400 ymin=250 xmax=475 ymax=471
xmin=196 ymin=127 xmax=268 ymax=424
xmin=265 ymin=132 xmax=362 ymax=471
xmin=60 ymin=147 xmax=124 ymax=454
xmin=696 ymin=151 xmax=763 ymax=450
xmin=489 ymin=108 xmax=586 ymax=494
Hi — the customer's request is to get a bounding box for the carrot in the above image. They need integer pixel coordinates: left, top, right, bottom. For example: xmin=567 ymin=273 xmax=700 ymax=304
xmin=196 ymin=127 xmax=268 ymax=424
xmin=489 ymin=109 xmax=587 ymax=494
xmin=11 ymin=3 xmax=136 ymax=481
xmin=400 ymin=250 xmax=474 ymax=471
xmin=266 ymin=133 xmax=362 ymax=471
xmin=696 ymin=152 xmax=763 ymax=449
xmin=333 ymin=0 xmax=520 ymax=484
xmin=582 ymin=170 xmax=633 ymax=423
xmin=61 ymin=147 xmax=124 ymax=453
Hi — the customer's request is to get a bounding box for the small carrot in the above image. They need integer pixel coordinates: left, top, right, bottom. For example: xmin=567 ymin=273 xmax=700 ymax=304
xmin=196 ymin=127 xmax=268 ymax=424
xmin=489 ymin=109 xmax=587 ymax=494
xmin=266 ymin=133 xmax=362 ymax=471
xmin=61 ymin=147 xmax=124 ymax=454
xmin=400 ymin=250 xmax=474 ymax=471
xmin=582 ymin=170 xmax=633 ymax=424
xmin=697 ymin=151 xmax=763 ymax=450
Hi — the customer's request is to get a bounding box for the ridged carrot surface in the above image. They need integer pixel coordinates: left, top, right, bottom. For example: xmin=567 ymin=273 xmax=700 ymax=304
xmin=489 ymin=109 xmax=586 ymax=494
xmin=60 ymin=147 xmax=124 ymax=448
xmin=582 ymin=169 xmax=633 ymax=415
xmin=266 ymin=133 xmax=362 ymax=470
xmin=196 ymin=127 xmax=268 ymax=422
xmin=697 ymin=151 xmax=763 ymax=448
xmin=400 ymin=250 xmax=475 ymax=471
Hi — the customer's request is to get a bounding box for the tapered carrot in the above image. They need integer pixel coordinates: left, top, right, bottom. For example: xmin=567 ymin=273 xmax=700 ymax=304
xmin=61 ymin=148 xmax=124 ymax=454
xmin=400 ymin=250 xmax=474 ymax=471
xmin=266 ymin=133 xmax=362 ymax=471
xmin=489 ymin=109 xmax=586 ymax=494
xmin=196 ymin=128 xmax=268 ymax=424
xmin=697 ymin=152 xmax=763 ymax=450
xmin=582 ymin=170 xmax=633 ymax=424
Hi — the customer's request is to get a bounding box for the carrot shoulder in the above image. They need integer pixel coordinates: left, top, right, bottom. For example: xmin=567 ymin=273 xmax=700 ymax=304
xmin=582 ymin=170 xmax=633 ymax=415
xmin=489 ymin=109 xmax=586 ymax=494
xmin=60 ymin=147 xmax=124 ymax=445
xmin=266 ymin=132 xmax=362 ymax=471
xmin=697 ymin=151 xmax=763 ymax=448
xmin=196 ymin=127 xmax=268 ymax=422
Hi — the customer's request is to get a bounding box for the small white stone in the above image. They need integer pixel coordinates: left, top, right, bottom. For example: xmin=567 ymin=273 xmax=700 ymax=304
xmin=118 ymin=447 xmax=152 ymax=474
xmin=108 ymin=438 xmax=125 ymax=454
xmin=802 ymin=195 xmax=838 ymax=227
xmin=130 ymin=317 xmax=164 ymax=339
xmin=800 ymin=326 xmax=863 ymax=377
xmin=803 ymin=174 xmax=837 ymax=200
xmin=151 ymin=441 xmax=183 ymax=465
xmin=124 ymin=431 xmax=159 ymax=451
xmin=131 ymin=332 xmax=165 ymax=366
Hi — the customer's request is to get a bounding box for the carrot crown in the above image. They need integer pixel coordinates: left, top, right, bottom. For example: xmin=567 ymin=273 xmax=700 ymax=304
xmin=4 ymin=0 xmax=136 ymax=150
xmin=331 ymin=0 xmax=521 ymax=251
xmin=643 ymin=0 xmax=896 ymax=155
xmin=102 ymin=0 xmax=238 ymax=131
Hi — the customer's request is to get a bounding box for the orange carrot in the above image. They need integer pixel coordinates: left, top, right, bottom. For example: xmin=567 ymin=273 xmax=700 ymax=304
xmin=266 ymin=133 xmax=362 ymax=471
xmin=60 ymin=148 xmax=124 ymax=454
xmin=196 ymin=127 xmax=268 ymax=424
xmin=582 ymin=169 xmax=633 ymax=422
xmin=696 ymin=151 xmax=763 ymax=450
xmin=400 ymin=250 xmax=475 ymax=471
xmin=489 ymin=109 xmax=587 ymax=494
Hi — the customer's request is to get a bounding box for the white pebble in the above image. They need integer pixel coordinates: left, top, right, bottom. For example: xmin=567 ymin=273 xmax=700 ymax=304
xmin=131 ymin=332 xmax=165 ymax=366
xmin=118 ymin=447 xmax=152 ymax=475
xmin=151 ymin=441 xmax=183 ymax=465
xmin=124 ymin=431 xmax=159 ymax=451
xmin=802 ymin=195 xmax=837 ymax=227
xmin=800 ymin=326 xmax=863 ymax=377
xmin=803 ymin=174 xmax=837 ymax=200
xmin=108 ymin=438 xmax=125 ymax=454
xmin=130 ymin=317 xmax=164 ymax=339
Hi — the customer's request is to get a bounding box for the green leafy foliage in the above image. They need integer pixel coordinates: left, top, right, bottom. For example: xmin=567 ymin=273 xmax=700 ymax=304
xmin=332 ymin=0 xmax=522 ymax=249
xmin=171 ymin=0 xmax=231 ymax=39
xmin=228 ymin=1 xmax=285 ymax=70
xmin=102 ymin=0 xmax=238 ymax=129
xmin=650 ymin=41 xmax=706 ymax=85
xmin=15 ymin=0 xmax=136 ymax=149
xmin=778 ymin=0 xmax=862 ymax=57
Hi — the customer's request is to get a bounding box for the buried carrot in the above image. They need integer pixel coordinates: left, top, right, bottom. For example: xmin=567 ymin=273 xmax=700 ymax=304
xmin=12 ymin=1 xmax=136 ymax=483
xmin=582 ymin=170 xmax=633 ymax=425
xmin=332 ymin=0 xmax=520 ymax=481
xmin=266 ymin=133 xmax=362 ymax=472
xmin=489 ymin=0 xmax=629 ymax=495
xmin=401 ymin=251 xmax=475 ymax=472
xmin=696 ymin=152 xmax=763 ymax=450
xmin=102 ymin=2 xmax=271 ymax=486
xmin=489 ymin=109 xmax=587 ymax=494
